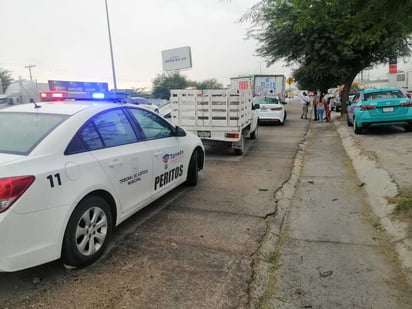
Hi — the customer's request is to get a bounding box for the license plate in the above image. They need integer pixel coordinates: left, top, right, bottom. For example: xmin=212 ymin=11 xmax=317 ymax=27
xmin=198 ymin=131 xmax=211 ymax=138
xmin=382 ymin=107 xmax=394 ymax=112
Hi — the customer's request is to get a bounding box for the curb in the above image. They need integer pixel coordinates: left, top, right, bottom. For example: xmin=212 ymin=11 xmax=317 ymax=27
xmin=248 ymin=122 xmax=310 ymax=308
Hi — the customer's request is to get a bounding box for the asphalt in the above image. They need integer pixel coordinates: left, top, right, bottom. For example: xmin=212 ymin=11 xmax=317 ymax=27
xmin=250 ymin=109 xmax=412 ymax=308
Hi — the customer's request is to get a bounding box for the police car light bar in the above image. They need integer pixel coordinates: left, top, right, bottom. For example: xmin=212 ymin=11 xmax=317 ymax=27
xmin=40 ymin=91 xmax=68 ymax=101
xmin=40 ymin=91 xmax=130 ymax=102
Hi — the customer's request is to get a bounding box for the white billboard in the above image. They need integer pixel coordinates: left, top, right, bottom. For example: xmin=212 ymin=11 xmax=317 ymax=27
xmin=161 ymin=46 xmax=192 ymax=71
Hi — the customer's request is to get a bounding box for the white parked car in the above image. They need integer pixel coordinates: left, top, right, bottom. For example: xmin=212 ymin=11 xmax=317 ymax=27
xmin=127 ymin=96 xmax=159 ymax=113
xmin=0 ymin=92 xmax=205 ymax=272
xmin=253 ymin=96 xmax=287 ymax=125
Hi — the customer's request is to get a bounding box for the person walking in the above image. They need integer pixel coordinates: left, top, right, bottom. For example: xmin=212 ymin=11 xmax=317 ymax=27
xmin=312 ymin=91 xmax=319 ymax=120
xmin=316 ymin=93 xmax=326 ymax=122
xmin=300 ymin=92 xmax=310 ymax=119
xmin=325 ymin=95 xmax=331 ymax=122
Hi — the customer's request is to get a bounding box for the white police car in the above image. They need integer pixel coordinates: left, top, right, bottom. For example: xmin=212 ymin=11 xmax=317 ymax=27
xmin=0 ymin=91 xmax=205 ymax=272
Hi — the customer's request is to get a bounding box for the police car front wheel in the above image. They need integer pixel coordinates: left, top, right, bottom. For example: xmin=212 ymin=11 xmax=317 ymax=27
xmin=186 ymin=150 xmax=199 ymax=186
xmin=61 ymin=196 xmax=113 ymax=268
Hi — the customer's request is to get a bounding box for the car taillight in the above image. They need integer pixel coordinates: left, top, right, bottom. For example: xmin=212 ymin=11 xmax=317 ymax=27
xmin=0 ymin=176 xmax=35 ymax=213
xmin=225 ymin=133 xmax=240 ymax=139
xmin=360 ymin=105 xmax=376 ymax=110
xmin=401 ymin=102 xmax=412 ymax=107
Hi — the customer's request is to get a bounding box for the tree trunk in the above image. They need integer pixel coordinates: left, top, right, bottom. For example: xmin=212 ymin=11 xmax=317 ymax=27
xmin=340 ymin=71 xmax=358 ymax=114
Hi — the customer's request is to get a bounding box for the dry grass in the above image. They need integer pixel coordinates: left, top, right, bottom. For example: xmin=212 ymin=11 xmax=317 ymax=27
xmin=387 ymin=195 xmax=412 ymax=213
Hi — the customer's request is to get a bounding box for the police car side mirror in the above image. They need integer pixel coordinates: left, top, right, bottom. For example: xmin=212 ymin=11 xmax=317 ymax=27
xmin=175 ymin=126 xmax=187 ymax=137
xmin=252 ymin=103 xmax=260 ymax=110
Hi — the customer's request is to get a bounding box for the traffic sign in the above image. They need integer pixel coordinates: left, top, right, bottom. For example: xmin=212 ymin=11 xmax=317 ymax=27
xmin=286 ymin=77 xmax=294 ymax=85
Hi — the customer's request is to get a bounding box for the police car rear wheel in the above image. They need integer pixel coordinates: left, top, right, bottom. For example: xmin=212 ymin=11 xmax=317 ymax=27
xmin=186 ymin=150 xmax=199 ymax=186
xmin=62 ymin=196 xmax=113 ymax=268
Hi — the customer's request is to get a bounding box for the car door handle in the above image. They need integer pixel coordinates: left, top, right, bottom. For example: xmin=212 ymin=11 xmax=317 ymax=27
xmin=108 ymin=159 xmax=122 ymax=167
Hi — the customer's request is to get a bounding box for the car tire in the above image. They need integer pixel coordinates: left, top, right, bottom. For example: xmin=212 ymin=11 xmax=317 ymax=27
xmin=280 ymin=112 xmax=287 ymax=126
xmin=62 ymin=196 xmax=113 ymax=268
xmin=405 ymin=125 xmax=412 ymax=132
xmin=186 ymin=150 xmax=199 ymax=186
xmin=347 ymin=115 xmax=353 ymax=127
xmin=353 ymin=119 xmax=363 ymax=134
xmin=250 ymin=124 xmax=259 ymax=139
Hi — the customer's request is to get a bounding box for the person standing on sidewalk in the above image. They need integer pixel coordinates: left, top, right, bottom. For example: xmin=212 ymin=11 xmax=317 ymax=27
xmin=325 ymin=94 xmax=331 ymax=122
xmin=316 ymin=93 xmax=326 ymax=122
xmin=300 ymin=92 xmax=310 ymax=119
xmin=312 ymin=91 xmax=319 ymax=120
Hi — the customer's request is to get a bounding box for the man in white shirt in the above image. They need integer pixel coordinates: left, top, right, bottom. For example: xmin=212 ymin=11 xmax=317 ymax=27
xmin=300 ymin=92 xmax=310 ymax=119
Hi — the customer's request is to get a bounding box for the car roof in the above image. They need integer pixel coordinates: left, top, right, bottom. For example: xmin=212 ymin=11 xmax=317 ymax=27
xmin=0 ymin=100 xmax=127 ymax=115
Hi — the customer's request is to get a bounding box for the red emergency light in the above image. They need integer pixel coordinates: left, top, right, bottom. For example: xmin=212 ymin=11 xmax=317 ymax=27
xmin=40 ymin=91 xmax=68 ymax=101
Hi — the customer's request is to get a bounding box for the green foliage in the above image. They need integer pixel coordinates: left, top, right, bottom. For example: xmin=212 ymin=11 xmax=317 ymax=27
xmin=151 ymin=73 xmax=224 ymax=99
xmin=0 ymin=68 xmax=14 ymax=93
xmin=193 ymin=78 xmax=224 ymax=90
xmin=152 ymin=72 xmax=187 ymax=99
xmin=388 ymin=195 xmax=412 ymax=213
xmin=242 ymin=0 xmax=412 ymax=112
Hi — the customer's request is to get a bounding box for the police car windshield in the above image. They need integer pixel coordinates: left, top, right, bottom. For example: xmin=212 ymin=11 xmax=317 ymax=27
xmin=0 ymin=112 xmax=68 ymax=155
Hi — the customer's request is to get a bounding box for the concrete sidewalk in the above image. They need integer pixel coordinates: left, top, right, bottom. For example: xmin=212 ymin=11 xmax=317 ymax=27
xmin=250 ymin=117 xmax=412 ymax=308
xmin=333 ymin=114 xmax=412 ymax=286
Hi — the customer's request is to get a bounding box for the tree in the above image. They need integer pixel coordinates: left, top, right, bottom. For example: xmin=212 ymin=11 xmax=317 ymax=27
xmin=191 ymin=78 xmax=224 ymax=90
xmin=0 ymin=68 xmax=14 ymax=93
xmin=152 ymin=72 xmax=187 ymax=99
xmin=151 ymin=73 xmax=224 ymax=99
xmin=242 ymin=0 xmax=412 ymax=113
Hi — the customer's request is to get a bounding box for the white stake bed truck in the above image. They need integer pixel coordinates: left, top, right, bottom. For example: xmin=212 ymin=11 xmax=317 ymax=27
xmin=170 ymin=89 xmax=259 ymax=155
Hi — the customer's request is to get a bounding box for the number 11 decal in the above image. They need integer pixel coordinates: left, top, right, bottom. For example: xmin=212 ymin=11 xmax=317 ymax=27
xmin=47 ymin=173 xmax=62 ymax=188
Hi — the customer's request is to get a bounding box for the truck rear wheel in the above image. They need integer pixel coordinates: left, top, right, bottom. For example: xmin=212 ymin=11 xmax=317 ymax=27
xmin=250 ymin=125 xmax=259 ymax=139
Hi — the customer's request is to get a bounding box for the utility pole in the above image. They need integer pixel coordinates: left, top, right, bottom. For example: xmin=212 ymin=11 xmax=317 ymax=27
xmin=105 ymin=0 xmax=118 ymax=92
xmin=25 ymin=64 xmax=36 ymax=80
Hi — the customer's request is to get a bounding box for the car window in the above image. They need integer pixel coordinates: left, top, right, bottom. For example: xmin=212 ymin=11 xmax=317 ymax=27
xmin=0 ymin=112 xmax=68 ymax=155
xmin=94 ymin=109 xmax=137 ymax=147
xmin=79 ymin=122 xmax=104 ymax=151
xmin=66 ymin=108 xmax=138 ymax=154
xmin=253 ymin=97 xmax=279 ymax=105
xmin=127 ymin=108 xmax=174 ymax=140
xmin=364 ymin=90 xmax=405 ymax=101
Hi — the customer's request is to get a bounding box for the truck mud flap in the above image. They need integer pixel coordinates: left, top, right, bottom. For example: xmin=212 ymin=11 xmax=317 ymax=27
xmin=232 ymin=135 xmax=245 ymax=155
